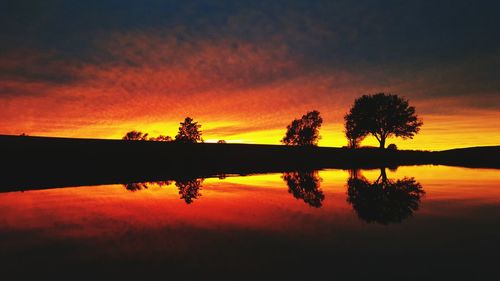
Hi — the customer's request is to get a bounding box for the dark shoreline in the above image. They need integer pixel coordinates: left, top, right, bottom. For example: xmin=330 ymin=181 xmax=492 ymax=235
xmin=1 ymin=135 xmax=498 ymax=191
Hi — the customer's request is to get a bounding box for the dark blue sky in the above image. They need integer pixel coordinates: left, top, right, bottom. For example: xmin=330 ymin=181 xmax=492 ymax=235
xmin=2 ymin=0 xmax=498 ymax=68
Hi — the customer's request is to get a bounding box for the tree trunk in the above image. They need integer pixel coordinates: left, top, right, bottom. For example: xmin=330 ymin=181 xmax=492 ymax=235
xmin=379 ymin=137 xmax=386 ymax=149
xmin=380 ymin=168 xmax=387 ymax=183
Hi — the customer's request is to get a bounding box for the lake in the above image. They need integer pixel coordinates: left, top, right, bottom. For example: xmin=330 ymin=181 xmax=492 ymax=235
xmin=1 ymin=165 xmax=499 ymax=279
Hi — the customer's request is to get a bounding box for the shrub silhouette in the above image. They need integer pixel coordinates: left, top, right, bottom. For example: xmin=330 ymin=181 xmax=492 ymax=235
xmin=345 ymin=93 xmax=422 ymax=148
xmin=281 ymin=110 xmax=323 ymax=146
xmin=387 ymin=143 xmax=398 ymax=150
xmin=122 ymin=130 xmax=149 ymax=141
xmin=150 ymin=135 xmax=173 ymax=142
xmin=175 ymin=117 xmax=203 ymax=143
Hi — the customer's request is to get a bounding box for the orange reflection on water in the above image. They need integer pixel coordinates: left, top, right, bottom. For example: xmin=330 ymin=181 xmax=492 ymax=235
xmin=0 ymin=165 xmax=499 ymax=240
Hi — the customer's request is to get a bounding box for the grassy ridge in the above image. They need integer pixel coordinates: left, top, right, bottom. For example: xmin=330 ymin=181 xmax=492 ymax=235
xmin=1 ymin=135 xmax=498 ymax=191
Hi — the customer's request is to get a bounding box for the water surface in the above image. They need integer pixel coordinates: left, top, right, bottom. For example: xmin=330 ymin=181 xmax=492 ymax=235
xmin=1 ymin=165 xmax=499 ymax=279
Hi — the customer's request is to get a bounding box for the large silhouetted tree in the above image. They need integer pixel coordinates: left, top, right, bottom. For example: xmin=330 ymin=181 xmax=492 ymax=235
xmin=281 ymin=110 xmax=323 ymax=146
xmin=175 ymin=117 xmax=203 ymax=143
xmin=122 ymin=130 xmax=149 ymax=141
xmin=344 ymin=93 xmax=423 ymax=148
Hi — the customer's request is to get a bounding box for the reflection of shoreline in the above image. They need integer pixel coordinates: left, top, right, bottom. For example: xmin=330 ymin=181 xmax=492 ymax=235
xmin=123 ymin=179 xmax=203 ymax=204
xmin=346 ymin=168 xmax=425 ymax=224
xmin=282 ymin=171 xmax=324 ymax=207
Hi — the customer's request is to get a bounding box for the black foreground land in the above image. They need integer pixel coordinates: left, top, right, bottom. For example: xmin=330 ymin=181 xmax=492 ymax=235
xmin=1 ymin=135 xmax=498 ymax=191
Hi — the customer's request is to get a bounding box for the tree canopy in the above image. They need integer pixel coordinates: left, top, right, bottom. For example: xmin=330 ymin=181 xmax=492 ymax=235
xmin=344 ymin=93 xmax=423 ymax=148
xmin=175 ymin=117 xmax=203 ymax=143
xmin=281 ymin=110 xmax=323 ymax=146
xmin=344 ymin=115 xmax=366 ymax=148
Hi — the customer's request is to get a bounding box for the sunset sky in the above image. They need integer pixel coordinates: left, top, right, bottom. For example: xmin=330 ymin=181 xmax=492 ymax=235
xmin=1 ymin=0 xmax=499 ymax=150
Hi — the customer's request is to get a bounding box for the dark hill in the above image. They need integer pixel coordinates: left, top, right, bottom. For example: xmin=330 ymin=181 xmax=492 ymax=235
xmin=1 ymin=135 xmax=498 ymax=191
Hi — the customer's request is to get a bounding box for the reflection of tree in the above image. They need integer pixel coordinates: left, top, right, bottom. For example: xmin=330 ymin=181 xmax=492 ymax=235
xmin=347 ymin=168 xmax=424 ymax=224
xmin=122 ymin=179 xmax=203 ymax=204
xmin=282 ymin=171 xmax=324 ymax=208
xmin=123 ymin=182 xmax=149 ymax=192
xmin=123 ymin=181 xmax=172 ymax=192
xmin=175 ymin=178 xmax=203 ymax=204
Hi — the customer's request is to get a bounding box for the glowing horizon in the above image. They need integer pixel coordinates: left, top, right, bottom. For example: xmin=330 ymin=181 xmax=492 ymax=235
xmin=1 ymin=2 xmax=498 ymax=151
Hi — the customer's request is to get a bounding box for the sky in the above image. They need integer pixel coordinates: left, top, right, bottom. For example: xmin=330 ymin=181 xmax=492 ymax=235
xmin=1 ymin=0 xmax=499 ymax=150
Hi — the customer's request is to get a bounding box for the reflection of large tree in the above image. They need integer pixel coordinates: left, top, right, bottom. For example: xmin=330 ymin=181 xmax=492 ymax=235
xmin=175 ymin=178 xmax=204 ymax=204
xmin=282 ymin=171 xmax=324 ymax=208
xmin=347 ymin=168 xmax=424 ymax=224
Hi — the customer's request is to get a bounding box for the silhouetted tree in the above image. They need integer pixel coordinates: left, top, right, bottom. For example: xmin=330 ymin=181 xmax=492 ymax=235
xmin=175 ymin=178 xmax=203 ymax=204
xmin=344 ymin=93 xmax=423 ymax=148
xmin=175 ymin=117 xmax=203 ymax=143
xmin=150 ymin=135 xmax=173 ymax=142
xmin=217 ymin=140 xmax=227 ymax=144
xmin=281 ymin=110 xmax=323 ymax=146
xmin=346 ymin=168 xmax=425 ymax=224
xmin=344 ymin=114 xmax=366 ymax=148
xmin=282 ymin=171 xmax=324 ymax=207
xmin=122 ymin=130 xmax=149 ymax=141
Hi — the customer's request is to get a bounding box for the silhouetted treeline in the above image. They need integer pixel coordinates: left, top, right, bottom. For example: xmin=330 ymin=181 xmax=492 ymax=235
xmin=1 ymin=134 xmax=498 ymax=191
xmin=120 ymin=93 xmax=422 ymax=148
xmin=122 ymin=116 xmax=202 ymax=143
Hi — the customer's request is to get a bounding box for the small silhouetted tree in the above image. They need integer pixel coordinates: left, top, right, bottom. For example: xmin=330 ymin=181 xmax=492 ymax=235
xmin=282 ymin=171 xmax=324 ymax=207
xmin=175 ymin=117 xmax=203 ymax=143
xmin=122 ymin=130 xmax=149 ymax=141
xmin=345 ymin=114 xmax=366 ymax=148
xmin=281 ymin=110 xmax=323 ymax=146
xmin=217 ymin=140 xmax=226 ymax=144
xmin=344 ymin=93 xmax=423 ymax=148
xmin=150 ymin=135 xmax=173 ymax=142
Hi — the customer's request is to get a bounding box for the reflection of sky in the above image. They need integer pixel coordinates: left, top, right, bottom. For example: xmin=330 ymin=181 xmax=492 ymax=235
xmin=1 ymin=165 xmax=499 ymax=277
xmin=1 ymin=1 xmax=499 ymax=150
xmin=1 ymin=165 xmax=499 ymax=238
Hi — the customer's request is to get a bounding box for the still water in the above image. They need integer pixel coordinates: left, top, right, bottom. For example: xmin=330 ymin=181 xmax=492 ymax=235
xmin=1 ymin=165 xmax=499 ymax=279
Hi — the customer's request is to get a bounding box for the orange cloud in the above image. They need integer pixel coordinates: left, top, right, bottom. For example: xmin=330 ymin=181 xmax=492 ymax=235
xmin=0 ymin=31 xmax=498 ymax=150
